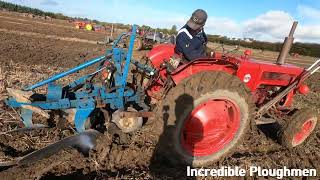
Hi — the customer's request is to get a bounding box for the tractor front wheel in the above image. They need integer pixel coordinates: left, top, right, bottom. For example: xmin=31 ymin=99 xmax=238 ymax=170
xmin=279 ymin=108 xmax=318 ymax=148
xmin=155 ymin=71 xmax=253 ymax=167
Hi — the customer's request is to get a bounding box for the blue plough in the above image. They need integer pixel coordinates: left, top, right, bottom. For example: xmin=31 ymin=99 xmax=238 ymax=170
xmin=1 ymin=25 xmax=157 ymax=166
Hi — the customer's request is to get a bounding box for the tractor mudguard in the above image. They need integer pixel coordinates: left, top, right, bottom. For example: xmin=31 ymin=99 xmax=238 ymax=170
xmin=147 ymin=44 xmax=175 ymax=68
xmin=147 ymin=43 xmax=237 ymax=85
xmin=169 ymin=59 xmax=236 ymax=84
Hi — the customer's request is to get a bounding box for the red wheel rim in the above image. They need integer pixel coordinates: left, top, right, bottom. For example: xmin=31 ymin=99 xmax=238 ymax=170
xmin=292 ymin=118 xmax=316 ymax=146
xmin=181 ymin=98 xmax=241 ymax=157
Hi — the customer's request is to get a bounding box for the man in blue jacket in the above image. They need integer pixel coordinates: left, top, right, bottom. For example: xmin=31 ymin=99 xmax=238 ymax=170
xmin=175 ymin=9 xmax=208 ymax=61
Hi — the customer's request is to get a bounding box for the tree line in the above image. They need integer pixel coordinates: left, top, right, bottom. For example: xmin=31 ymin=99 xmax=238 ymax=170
xmin=1 ymin=0 xmax=319 ymax=57
xmin=0 ymin=0 xmax=68 ymax=20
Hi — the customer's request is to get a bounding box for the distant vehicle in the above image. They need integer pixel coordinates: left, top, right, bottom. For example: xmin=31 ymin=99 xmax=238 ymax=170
xmin=125 ymin=26 xmax=176 ymax=50
xmin=74 ymin=21 xmax=105 ymax=32
xmin=100 ymin=26 xmax=176 ymax=50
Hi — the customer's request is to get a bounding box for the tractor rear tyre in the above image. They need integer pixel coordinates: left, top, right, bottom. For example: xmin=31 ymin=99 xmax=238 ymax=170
xmin=156 ymin=71 xmax=253 ymax=167
xmin=279 ymin=108 xmax=318 ymax=148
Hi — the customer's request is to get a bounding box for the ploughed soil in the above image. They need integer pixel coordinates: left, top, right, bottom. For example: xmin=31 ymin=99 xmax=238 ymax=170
xmin=0 ymin=11 xmax=319 ymax=179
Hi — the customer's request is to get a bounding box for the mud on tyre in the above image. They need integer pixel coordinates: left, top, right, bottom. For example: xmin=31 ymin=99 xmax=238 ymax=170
xmin=279 ymin=108 xmax=318 ymax=148
xmin=155 ymin=71 xmax=254 ymax=167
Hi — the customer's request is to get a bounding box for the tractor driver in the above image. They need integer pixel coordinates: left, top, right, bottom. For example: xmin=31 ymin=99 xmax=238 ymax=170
xmin=175 ymin=9 xmax=209 ymax=61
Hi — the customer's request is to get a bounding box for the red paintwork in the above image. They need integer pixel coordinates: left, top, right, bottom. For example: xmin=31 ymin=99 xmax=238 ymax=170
xmin=244 ymin=49 xmax=252 ymax=56
xmin=75 ymin=21 xmax=86 ymax=28
xmin=181 ymin=98 xmax=240 ymax=156
xmin=75 ymin=21 xmax=92 ymax=29
xmin=279 ymin=90 xmax=294 ymax=108
xmin=298 ymin=84 xmax=310 ymax=95
xmin=147 ymin=44 xmax=305 ymax=107
xmin=146 ymin=44 xmax=236 ymax=99
xmin=146 ymin=44 xmax=310 ymax=156
xmin=101 ymin=61 xmax=110 ymax=80
xmin=292 ymin=118 xmax=317 ymax=146
xmin=170 ymin=59 xmax=236 ymax=84
xmin=236 ymin=59 xmax=303 ymax=91
xmin=147 ymin=44 xmax=176 ymax=68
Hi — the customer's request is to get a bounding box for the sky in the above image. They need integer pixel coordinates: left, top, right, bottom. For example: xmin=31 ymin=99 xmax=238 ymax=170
xmin=3 ymin=0 xmax=320 ymax=43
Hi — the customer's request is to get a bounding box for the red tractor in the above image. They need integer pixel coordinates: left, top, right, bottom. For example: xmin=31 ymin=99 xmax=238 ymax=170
xmin=1 ymin=22 xmax=318 ymax=169
xmin=74 ymin=21 xmax=105 ymax=32
xmin=143 ymin=21 xmax=319 ymax=166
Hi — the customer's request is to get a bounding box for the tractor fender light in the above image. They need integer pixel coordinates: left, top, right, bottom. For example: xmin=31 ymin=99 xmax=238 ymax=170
xmin=298 ymin=84 xmax=310 ymax=95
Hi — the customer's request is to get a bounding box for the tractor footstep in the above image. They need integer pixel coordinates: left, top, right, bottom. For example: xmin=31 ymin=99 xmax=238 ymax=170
xmin=0 ymin=129 xmax=101 ymax=167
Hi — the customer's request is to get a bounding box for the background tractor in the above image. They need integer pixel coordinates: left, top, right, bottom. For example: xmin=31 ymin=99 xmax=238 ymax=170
xmin=101 ymin=26 xmax=175 ymax=50
xmin=74 ymin=21 xmax=92 ymax=31
xmin=1 ymin=22 xmax=319 ymax=168
xmin=74 ymin=20 xmax=105 ymax=32
xmin=111 ymin=26 xmax=176 ymax=50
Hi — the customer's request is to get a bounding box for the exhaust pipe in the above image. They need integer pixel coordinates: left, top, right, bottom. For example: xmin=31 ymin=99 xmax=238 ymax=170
xmin=276 ymin=21 xmax=298 ymax=65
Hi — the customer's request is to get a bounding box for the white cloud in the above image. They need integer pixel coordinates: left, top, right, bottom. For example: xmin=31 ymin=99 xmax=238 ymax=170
xmin=241 ymin=10 xmax=320 ymax=43
xmin=40 ymin=0 xmax=58 ymax=6
xmin=296 ymin=24 xmax=320 ymax=42
xmin=243 ymin=11 xmax=295 ymax=41
xmin=297 ymin=5 xmax=320 ymax=20
xmin=205 ymin=17 xmax=240 ymax=37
